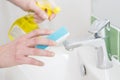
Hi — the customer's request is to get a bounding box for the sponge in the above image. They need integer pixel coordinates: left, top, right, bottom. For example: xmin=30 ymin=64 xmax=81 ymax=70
xmin=36 ymin=27 xmax=70 ymax=49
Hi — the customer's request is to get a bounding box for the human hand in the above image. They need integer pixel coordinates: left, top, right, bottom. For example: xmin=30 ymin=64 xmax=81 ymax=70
xmin=0 ymin=29 xmax=56 ymax=68
xmin=8 ymin=0 xmax=56 ymax=23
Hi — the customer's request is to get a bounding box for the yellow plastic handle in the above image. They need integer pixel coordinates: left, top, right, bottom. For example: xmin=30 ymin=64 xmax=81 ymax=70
xmin=36 ymin=1 xmax=60 ymax=17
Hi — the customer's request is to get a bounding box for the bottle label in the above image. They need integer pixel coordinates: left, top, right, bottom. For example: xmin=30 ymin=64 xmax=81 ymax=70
xmin=10 ymin=25 xmax=25 ymax=39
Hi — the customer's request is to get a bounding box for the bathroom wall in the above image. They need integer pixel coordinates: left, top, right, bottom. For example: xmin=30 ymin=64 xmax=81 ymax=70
xmin=105 ymin=26 xmax=120 ymax=61
xmin=0 ymin=1 xmax=10 ymax=45
xmin=92 ymin=0 xmax=120 ymax=27
xmin=0 ymin=1 xmax=11 ymax=80
xmin=52 ymin=0 xmax=91 ymax=39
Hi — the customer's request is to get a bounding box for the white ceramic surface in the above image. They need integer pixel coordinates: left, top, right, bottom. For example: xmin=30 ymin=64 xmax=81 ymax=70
xmin=76 ymin=46 xmax=120 ymax=80
xmin=5 ymin=46 xmax=120 ymax=80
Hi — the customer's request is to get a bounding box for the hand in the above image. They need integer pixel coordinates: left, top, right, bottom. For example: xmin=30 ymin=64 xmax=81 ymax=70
xmin=0 ymin=29 xmax=56 ymax=68
xmin=8 ymin=0 xmax=56 ymax=23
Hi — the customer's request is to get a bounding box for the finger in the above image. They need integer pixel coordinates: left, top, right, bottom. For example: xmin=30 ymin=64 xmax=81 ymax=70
xmin=26 ymin=37 xmax=56 ymax=47
xmin=49 ymin=14 xmax=56 ymax=21
xmin=24 ymin=48 xmax=55 ymax=57
xmin=29 ymin=1 xmax=48 ymax=20
xmin=24 ymin=29 xmax=53 ymax=39
xmin=34 ymin=14 xmax=44 ymax=23
xmin=20 ymin=57 xmax=44 ymax=66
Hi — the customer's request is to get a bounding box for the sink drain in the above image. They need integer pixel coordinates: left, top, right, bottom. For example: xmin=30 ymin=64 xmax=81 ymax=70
xmin=80 ymin=64 xmax=87 ymax=77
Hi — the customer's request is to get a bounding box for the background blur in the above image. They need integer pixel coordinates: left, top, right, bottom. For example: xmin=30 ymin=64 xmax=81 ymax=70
xmin=92 ymin=0 xmax=120 ymax=27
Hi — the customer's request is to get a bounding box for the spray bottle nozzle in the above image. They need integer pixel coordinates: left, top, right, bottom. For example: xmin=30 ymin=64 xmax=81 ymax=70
xmin=36 ymin=1 xmax=60 ymax=17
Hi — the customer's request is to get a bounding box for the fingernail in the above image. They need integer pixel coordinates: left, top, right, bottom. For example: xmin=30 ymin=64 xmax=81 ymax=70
xmin=49 ymin=52 xmax=55 ymax=56
xmin=39 ymin=62 xmax=44 ymax=66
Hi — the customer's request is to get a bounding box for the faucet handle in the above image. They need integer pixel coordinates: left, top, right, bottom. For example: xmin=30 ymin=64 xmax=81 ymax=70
xmin=89 ymin=19 xmax=110 ymax=34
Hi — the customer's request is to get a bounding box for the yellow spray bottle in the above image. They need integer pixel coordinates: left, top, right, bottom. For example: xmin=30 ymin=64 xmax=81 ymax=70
xmin=8 ymin=0 xmax=60 ymax=40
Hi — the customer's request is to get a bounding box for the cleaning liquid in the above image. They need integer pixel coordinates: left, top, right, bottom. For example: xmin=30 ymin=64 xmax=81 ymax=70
xmin=8 ymin=0 xmax=60 ymax=40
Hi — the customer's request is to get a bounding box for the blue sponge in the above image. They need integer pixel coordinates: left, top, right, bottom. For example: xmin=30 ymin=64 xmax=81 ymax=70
xmin=36 ymin=27 xmax=70 ymax=49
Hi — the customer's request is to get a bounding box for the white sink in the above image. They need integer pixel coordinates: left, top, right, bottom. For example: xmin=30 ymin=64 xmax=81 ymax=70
xmin=75 ymin=46 xmax=120 ymax=80
xmin=5 ymin=46 xmax=120 ymax=80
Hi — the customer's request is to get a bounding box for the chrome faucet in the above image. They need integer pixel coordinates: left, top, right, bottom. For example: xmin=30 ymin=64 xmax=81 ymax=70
xmin=63 ymin=19 xmax=112 ymax=69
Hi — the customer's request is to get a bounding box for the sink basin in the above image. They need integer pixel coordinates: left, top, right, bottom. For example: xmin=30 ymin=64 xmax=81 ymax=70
xmin=5 ymin=46 xmax=120 ymax=80
xmin=76 ymin=46 xmax=120 ymax=80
